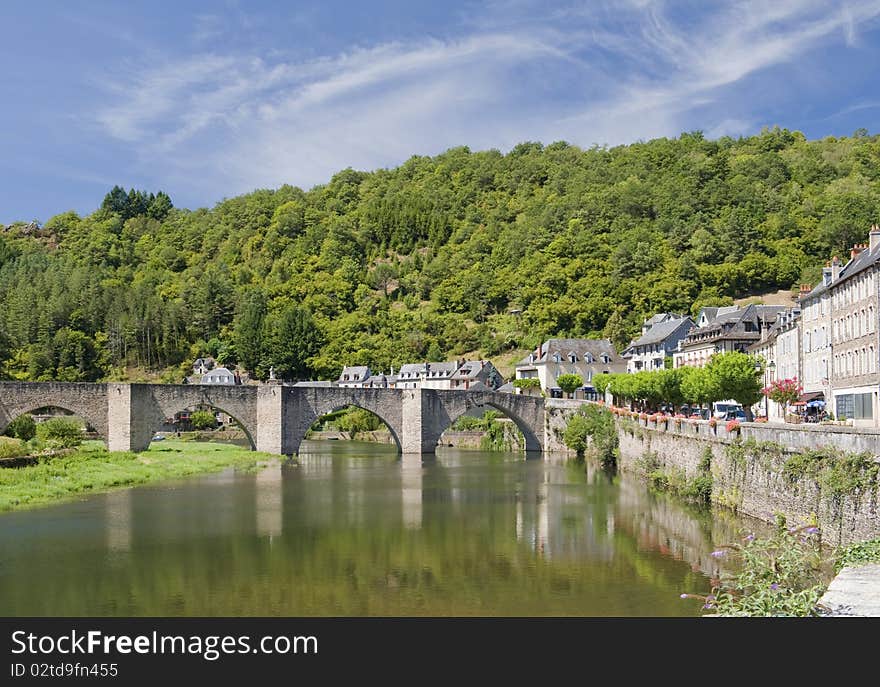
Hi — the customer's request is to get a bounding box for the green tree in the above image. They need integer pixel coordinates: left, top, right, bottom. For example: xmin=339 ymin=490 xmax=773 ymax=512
xmin=263 ymin=305 xmax=324 ymax=381
xmin=706 ymin=351 xmax=763 ymax=418
xmin=189 ymin=410 xmax=217 ymax=430
xmin=556 ymin=373 xmax=583 ymax=398
xmin=233 ymin=291 xmax=267 ymax=374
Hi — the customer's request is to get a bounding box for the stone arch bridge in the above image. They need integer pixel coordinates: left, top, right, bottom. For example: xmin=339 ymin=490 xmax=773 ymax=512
xmin=0 ymin=382 xmax=547 ymax=455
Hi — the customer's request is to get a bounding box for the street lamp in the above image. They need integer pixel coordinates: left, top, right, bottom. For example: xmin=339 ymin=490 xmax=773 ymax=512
xmin=766 ymin=360 xmax=776 ymax=419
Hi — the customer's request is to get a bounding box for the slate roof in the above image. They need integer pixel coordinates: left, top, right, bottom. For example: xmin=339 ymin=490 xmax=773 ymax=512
xmin=628 ymin=316 xmax=693 ymax=348
xmin=451 ymin=361 xmax=490 ymax=380
xmin=803 ymin=245 xmax=880 ymax=306
xmin=337 ymin=366 xmax=370 ymax=382
xmin=398 ymin=362 xmax=458 ymax=376
xmin=683 ymin=305 xmax=787 ymax=346
xmin=517 ymin=339 xmax=618 ymax=366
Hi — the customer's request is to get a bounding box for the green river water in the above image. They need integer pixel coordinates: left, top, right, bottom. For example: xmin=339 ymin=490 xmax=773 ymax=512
xmin=0 ymin=440 xmax=756 ymax=616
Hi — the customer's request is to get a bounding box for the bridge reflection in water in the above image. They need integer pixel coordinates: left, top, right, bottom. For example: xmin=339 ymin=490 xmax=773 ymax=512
xmin=0 ymin=441 xmax=756 ymax=616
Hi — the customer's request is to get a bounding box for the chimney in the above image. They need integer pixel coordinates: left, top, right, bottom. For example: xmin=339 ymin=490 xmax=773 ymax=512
xmin=871 ymin=225 xmax=880 ymax=252
xmin=799 ymin=283 xmax=811 ymax=295
xmin=831 ymin=256 xmax=841 ymax=282
xmin=851 ymin=243 xmax=865 ymax=260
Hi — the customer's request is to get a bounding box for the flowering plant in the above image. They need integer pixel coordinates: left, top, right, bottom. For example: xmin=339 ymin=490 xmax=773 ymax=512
xmin=754 ymin=416 xmax=768 ymax=423
xmin=680 ymin=518 xmax=824 ymax=616
xmin=639 ymin=412 xmax=648 ymax=421
xmin=708 ymin=418 xmax=717 ymax=428
xmin=726 ymin=419 xmax=741 ymax=433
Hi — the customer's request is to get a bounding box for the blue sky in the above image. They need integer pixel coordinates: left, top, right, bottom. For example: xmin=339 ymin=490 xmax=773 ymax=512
xmin=2 ymin=0 xmax=880 ymax=224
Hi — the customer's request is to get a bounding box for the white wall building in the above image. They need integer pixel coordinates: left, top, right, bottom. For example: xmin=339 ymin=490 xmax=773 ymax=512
xmin=514 ymin=339 xmax=625 ymax=397
xmin=201 ymin=366 xmax=236 ymax=384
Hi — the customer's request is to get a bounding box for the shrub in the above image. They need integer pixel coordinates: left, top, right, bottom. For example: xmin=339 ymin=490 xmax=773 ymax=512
xmin=5 ymin=414 xmax=36 ymax=441
xmin=35 ymin=417 xmax=84 ymax=449
xmin=681 ymin=518 xmax=826 ymax=616
xmin=564 ymin=404 xmax=618 ymax=467
xmin=0 ymin=437 xmax=28 ymax=459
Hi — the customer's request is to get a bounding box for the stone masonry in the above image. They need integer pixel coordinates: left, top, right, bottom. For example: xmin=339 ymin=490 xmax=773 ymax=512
xmin=0 ymin=382 xmax=545 ymax=456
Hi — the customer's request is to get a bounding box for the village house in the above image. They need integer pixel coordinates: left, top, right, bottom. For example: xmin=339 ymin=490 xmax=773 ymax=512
xmin=449 ymin=360 xmax=502 ymax=390
xmin=514 ymin=339 xmax=625 ymax=398
xmin=193 ymin=357 xmax=216 ymax=375
xmin=396 ymin=362 xmax=459 ymax=390
xmin=807 ymin=227 xmax=880 ymax=426
xmin=747 ymin=306 xmax=801 ymax=421
xmin=200 ymin=366 xmax=237 ymax=384
xmin=622 ymin=313 xmax=694 ymax=373
xmin=336 ymin=366 xmax=371 ymax=388
xmin=672 ymin=305 xmax=787 ymax=368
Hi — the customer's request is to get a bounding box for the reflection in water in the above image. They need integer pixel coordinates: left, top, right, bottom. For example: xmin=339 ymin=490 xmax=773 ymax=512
xmin=255 ymin=462 xmax=282 ymax=539
xmin=104 ymin=489 xmax=131 ymax=553
xmin=400 ymin=454 xmax=423 ymax=529
xmin=0 ymin=441 xmax=759 ymax=616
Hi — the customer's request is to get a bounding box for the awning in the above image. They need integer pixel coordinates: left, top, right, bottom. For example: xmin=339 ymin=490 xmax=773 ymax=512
xmin=797 ymin=391 xmax=824 ymax=403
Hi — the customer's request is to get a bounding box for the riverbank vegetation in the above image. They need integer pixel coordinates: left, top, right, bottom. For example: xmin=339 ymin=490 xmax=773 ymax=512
xmin=2 ymin=129 xmax=879 ymax=382
xmin=0 ymin=440 xmax=272 ymax=512
xmin=681 ymin=515 xmax=828 ymax=616
xmin=563 ymin=405 xmax=618 ymax=467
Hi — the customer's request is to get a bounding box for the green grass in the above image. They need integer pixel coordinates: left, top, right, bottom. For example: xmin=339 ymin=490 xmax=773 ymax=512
xmin=0 ymin=440 xmax=277 ymax=512
xmin=834 ymin=539 xmax=880 ymax=573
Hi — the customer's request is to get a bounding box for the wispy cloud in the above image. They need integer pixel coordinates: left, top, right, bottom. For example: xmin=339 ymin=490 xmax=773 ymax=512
xmin=90 ymin=0 xmax=880 ymax=204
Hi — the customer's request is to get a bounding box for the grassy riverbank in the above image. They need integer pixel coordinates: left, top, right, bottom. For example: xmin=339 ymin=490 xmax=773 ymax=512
xmin=0 ymin=440 xmax=276 ymax=512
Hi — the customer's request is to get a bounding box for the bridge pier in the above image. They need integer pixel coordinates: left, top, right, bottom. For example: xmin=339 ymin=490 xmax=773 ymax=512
xmin=107 ymin=383 xmax=155 ymax=453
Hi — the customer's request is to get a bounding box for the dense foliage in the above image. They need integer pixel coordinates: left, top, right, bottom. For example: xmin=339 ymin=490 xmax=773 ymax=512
xmin=2 ymin=128 xmax=879 ymax=382
xmin=563 ymin=404 xmax=618 ymax=466
xmin=597 ymin=352 xmax=762 ymax=410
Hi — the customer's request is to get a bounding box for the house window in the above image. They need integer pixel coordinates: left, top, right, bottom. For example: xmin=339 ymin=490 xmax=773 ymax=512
xmin=600 ymin=354 xmax=610 ymax=364
xmin=568 ymin=353 xmax=577 ymax=363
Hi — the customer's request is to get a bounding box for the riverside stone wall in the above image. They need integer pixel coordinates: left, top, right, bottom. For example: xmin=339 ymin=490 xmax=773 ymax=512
xmin=615 ymin=416 xmax=880 ymax=546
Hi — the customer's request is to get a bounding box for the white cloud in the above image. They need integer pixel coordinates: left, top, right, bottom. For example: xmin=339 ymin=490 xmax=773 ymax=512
xmin=91 ymin=0 xmax=880 ymax=203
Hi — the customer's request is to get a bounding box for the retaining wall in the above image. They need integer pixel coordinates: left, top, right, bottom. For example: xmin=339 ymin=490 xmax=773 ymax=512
xmin=615 ymin=415 xmax=880 ymax=546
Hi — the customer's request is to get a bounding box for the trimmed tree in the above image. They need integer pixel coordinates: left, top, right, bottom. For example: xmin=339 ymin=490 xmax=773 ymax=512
xmin=706 ymin=351 xmax=763 ymax=420
xmin=556 ymin=373 xmax=583 ymax=398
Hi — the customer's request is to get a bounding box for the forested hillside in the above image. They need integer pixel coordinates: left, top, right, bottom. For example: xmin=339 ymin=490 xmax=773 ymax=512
xmin=1 ymin=127 xmax=878 ymax=383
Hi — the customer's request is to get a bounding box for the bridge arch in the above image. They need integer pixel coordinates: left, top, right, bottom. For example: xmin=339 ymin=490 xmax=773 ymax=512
xmin=155 ymin=402 xmax=257 ymax=450
xmin=421 ymin=390 xmax=545 ymax=453
xmin=139 ymin=385 xmax=259 ymax=451
xmin=0 ymin=382 xmax=109 ymax=442
xmin=300 ymin=403 xmax=403 ymax=453
xmin=284 ymin=387 xmax=405 ymax=455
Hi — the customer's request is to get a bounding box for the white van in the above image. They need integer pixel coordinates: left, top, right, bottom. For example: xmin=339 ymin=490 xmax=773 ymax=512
xmin=712 ymin=400 xmax=743 ymax=419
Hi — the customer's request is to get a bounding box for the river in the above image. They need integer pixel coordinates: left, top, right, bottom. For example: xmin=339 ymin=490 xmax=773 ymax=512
xmin=0 ymin=440 xmax=758 ymax=616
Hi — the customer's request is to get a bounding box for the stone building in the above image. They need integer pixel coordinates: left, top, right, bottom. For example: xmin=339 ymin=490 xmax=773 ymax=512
xmin=336 ymin=366 xmax=371 ymax=388
xmin=747 ymin=306 xmax=801 ymax=421
xmin=672 ymin=305 xmax=786 ymax=368
xmin=395 ymin=362 xmax=460 ymax=390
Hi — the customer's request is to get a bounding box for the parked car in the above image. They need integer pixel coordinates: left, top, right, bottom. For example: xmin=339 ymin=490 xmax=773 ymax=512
xmin=724 ymin=409 xmax=747 ymax=422
xmin=713 ymin=401 xmax=743 ymax=419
